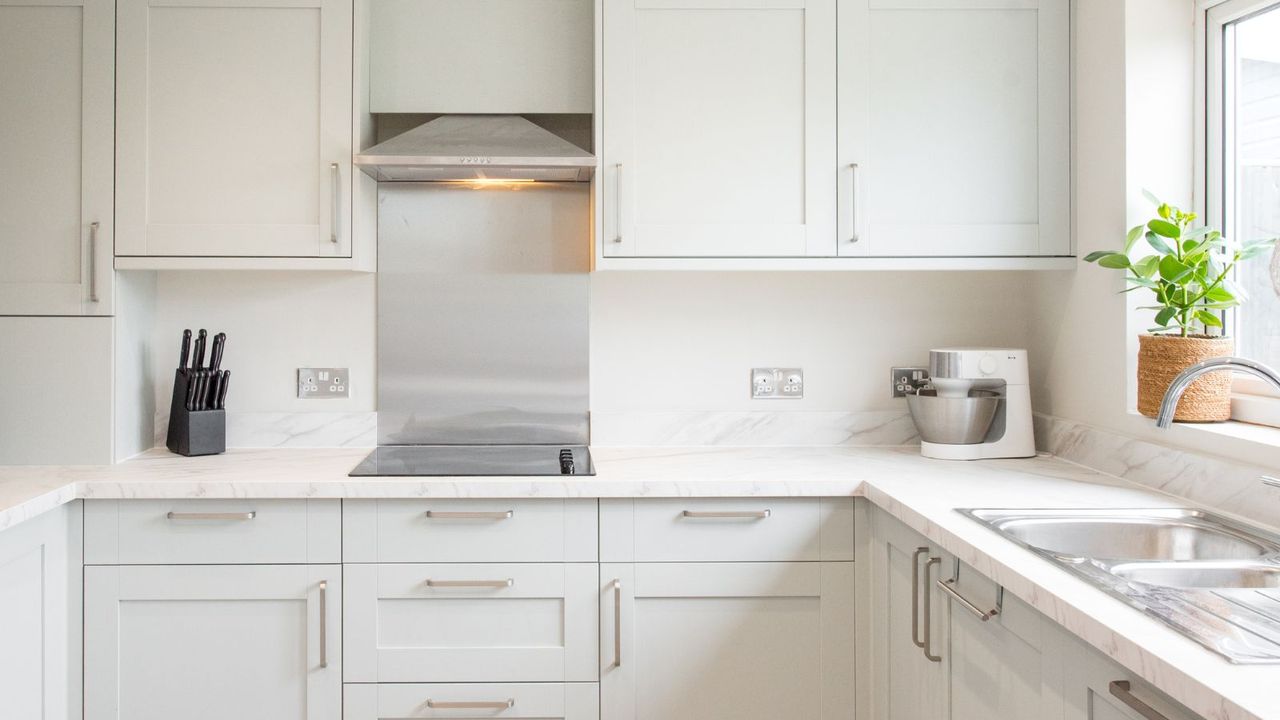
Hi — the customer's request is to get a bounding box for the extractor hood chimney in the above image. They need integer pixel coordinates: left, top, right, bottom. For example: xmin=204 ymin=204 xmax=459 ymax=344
xmin=354 ymin=115 xmax=595 ymax=182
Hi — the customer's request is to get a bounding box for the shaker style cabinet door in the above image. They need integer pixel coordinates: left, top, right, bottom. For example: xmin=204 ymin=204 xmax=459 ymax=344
xmin=602 ymin=0 xmax=837 ymax=258
xmin=115 ymin=0 xmax=353 ymax=259
xmin=866 ymin=510 xmax=950 ymax=720
xmin=0 ymin=0 xmax=113 ymax=315
xmin=600 ymin=562 xmax=855 ymax=720
xmin=837 ymin=0 xmax=1070 ymax=257
xmin=84 ymin=565 xmax=341 ymax=720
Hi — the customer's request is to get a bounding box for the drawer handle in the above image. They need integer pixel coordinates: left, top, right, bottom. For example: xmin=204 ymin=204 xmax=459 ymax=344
xmin=612 ymin=578 xmax=623 ymax=669
xmin=681 ymin=509 xmax=771 ymax=519
xmin=1109 ymin=681 xmax=1170 ymax=720
xmin=426 ymin=699 xmax=515 ymax=710
xmin=911 ymin=547 xmax=928 ymax=649
xmin=937 ymin=577 xmax=999 ymax=622
xmin=922 ymin=557 xmax=942 ymax=663
xmin=318 ymin=580 xmax=328 ymax=669
xmin=426 ymin=578 xmax=514 ymax=589
xmin=425 ymin=510 xmax=514 ymax=520
xmin=166 ymin=511 xmax=257 ymax=521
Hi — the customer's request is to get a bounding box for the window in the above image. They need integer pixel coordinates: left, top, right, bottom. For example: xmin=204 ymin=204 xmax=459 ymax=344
xmin=1206 ymin=0 xmax=1280 ymax=425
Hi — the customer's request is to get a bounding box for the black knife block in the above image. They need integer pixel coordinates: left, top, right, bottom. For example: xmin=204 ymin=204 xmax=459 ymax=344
xmin=165 ymin=370 xmax=226 ymax=457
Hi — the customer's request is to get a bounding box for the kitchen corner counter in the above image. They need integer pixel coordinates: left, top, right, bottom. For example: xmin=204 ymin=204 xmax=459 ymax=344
xmin=0 ymin=445 xmax=1276 ymax=720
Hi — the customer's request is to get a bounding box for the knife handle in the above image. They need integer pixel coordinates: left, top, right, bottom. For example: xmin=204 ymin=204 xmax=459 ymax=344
xmin=179 ymin=329 xmax=192 ymax=373
xmin=215 ymin=370 xmax=230 ymax=410
xmin=184 ymin=373 xmax=198 ymax=411
xmin=210 ymin=333 xmax=226 ymax=373
xmin=207 ymin=371 xmax=222 ymax=410
xmin=193 ymin=329 xmax=207 ymax=370
xmin=196 ymin=371 xmax=210 ymax=411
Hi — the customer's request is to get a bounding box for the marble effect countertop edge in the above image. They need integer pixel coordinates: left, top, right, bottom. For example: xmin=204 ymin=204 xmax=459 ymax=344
xmin=0 ymin=446 xmax=1273 ymax=720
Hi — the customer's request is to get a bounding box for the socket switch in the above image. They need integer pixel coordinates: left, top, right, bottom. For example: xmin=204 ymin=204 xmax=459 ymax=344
xmin=752 ymin=368 xmax=804 ymax=399
xmin=892 ymin=367 xmax=930 ymax=397
xmin=298 ymin=367 xmax=349 ymax=399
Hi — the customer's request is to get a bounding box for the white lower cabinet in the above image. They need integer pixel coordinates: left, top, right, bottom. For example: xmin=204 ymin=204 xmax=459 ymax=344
xmin=344 ymin=563 xmax=599 ymax=683
xmin=0 ymin=502 xmax=81 ymax=720
xmin=1059 ymin=630 xmax=1200 ymax=720
xmin=344 ymin=683 xmax=600 ymax=720
xmin=600 ymin=562 xmax=855 ymax=720
xmin=84 ymin=564 xmax=341 ymax=720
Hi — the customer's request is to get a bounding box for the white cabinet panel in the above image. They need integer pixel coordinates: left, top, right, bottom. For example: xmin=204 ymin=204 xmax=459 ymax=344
xmin=0 ymin=0 xmax=113 ymax=315
xmin=600 ymin=562 xmax=855 ymax=720
xmin=1060 ymin=630 xmax=1202 ymax=720
xmin=602 ymin=0 xmax=837 ymax=257
xmin=369 ymin=0 xmax=592 ymax=113
xmin=838 ymin=0 xmax=1070 ymax=257
xmin=344 ymin=563 xmax=599 ymax=683
xmin=344 ymin=683 xmax=600 ymax=720
xmin=84 ymin=564 xmax=341 ymax=720
xmin=0 ymin=503 xmax=82 ymax=720
xmin=343 ymin=499 xmax=598 ymax=563
xmin=115 ymin=0 xmax=353 ymax=258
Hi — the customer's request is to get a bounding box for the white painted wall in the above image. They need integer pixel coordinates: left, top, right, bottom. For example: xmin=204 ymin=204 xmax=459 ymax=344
xmin=590 ymin=272 xmax=1035 ymax=412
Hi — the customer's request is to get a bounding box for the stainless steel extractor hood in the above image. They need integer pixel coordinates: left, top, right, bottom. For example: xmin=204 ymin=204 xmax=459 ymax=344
xmin=354 ymin=115 xmax=596 ymax=182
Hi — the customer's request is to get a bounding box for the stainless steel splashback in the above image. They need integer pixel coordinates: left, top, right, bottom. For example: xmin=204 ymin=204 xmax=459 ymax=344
xmin=376 ymin=182 xmax=590 ymax=446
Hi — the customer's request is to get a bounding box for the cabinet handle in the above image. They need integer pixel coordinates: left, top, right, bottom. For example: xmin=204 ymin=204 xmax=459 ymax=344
xmin=165 ymin=511 xmax=256 ymax=521
xmin=427 ymin=699 xmax=514 ymax=710
xmin=848 ymin=163 xmax=860 ymax=243
xmin=613 ymin=163 xmax=623 ymax=243
xmin=426 ymin=578 xmax=514 ymax=588
xmin=922 ymin=557 xmax=942 ymax=662
xmin=937 ymin=577 xmax=999 ymax=622
xmin=911 ymin=547 xmax=928 ymax=649
xmin=681 ymin=509 xmax=771 ymax=519
xmin=88 ymin=221 xmax=100 ymax=303
xmin=329 ymin=162 xmax=340 ymax=245
xmin=1109 ymin=681 xmax=1170 ymax=720
xmin=424 ymin=510 xmax=513 ymax=520
xmin=319 ymin=580 xmax=328 ymax=669
xmin=611 ymin=578 xmax=623 ymax=669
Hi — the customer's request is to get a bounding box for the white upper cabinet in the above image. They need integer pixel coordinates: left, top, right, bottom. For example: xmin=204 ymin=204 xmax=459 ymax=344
xmin=115 ymin=0 xmax=353 ymax=262
xmin=837 ymin=0 xmax=1070 ymax=258
xmin=0 ymin=0 xmax=113 ymax=315
xmin=602 ymin=0 xmax=837 ymax=258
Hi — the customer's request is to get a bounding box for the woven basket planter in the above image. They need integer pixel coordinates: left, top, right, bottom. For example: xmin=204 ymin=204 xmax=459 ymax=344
xmin=1136 ymin=334 xmax=1235 ymax=422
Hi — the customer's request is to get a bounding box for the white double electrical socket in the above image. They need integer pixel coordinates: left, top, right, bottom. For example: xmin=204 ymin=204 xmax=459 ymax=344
xmin=298 ymin=367 xmax=349 ymax=399
xmin=752 ymin=368 xmax=804 ymax=399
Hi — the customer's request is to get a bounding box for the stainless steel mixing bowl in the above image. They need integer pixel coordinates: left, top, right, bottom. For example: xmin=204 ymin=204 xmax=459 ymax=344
xmin=905 ymin=389 xmax=1001 ymax=445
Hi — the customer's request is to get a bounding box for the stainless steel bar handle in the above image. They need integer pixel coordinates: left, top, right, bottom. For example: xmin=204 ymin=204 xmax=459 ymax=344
xmin=329 ymin=162 xmax=340 ymax=244
xmin=681 ymin=509 xmax=771 ymax=519
xmin=425 ymin=510 xmax=514 ymax=520
xmin=319 ymin=580 xmax=328 ymax=669
xmin=612 ymin=578 xmax=623 ymax=669
xmin=426 ymin=578 xmax=514 ymax=588
xmin=922 ymin=557 xmax=942 ymax=662
xmin=166 ymin=511 xmax=257 ymax=521
xmin=937 ymin=577 xmax=999 ymax=622
xmin=848 ymin=163 xmax=860 ymax=243
xmin=911 ymin=547 xmax=928 ymax=649
xmin=613 ymin=163 xmax=623 ymax=243
xmin=426 ymin=699 xmax=515 ymax=710
xmin=88 ymin=221 xmax=100 ymax=303
xmin=1109 ymin=681 xmax=1169 ymax=720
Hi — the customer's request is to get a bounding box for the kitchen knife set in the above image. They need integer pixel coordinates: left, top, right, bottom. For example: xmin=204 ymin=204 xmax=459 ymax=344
xmin=178 ymin=328 xmax=230 ymax=411
xmin=165 ymin=328 xmax=229 ymax=457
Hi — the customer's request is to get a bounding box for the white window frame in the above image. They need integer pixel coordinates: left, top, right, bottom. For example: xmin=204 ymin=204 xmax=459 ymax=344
xmin=1201 ymin=0 xmax=1280 ymax=427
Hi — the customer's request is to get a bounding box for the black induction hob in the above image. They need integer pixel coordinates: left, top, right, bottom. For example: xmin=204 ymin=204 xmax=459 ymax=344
xmin=349 ymin=445 xmax=594 ymax=477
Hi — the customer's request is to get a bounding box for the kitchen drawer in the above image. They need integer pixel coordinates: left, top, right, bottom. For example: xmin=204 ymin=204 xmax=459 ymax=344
xmin=343 ymin=499 xmax=597 ymax=563
xmin=344 ymin=562 xmax=598 ymax=683
xmin=84 ymin=499 xmax=340 ymax=565
xmin=600 ymin=498 xmax=854 ymax=562
xmin=344 ymin=682 xmax=599 ymax=720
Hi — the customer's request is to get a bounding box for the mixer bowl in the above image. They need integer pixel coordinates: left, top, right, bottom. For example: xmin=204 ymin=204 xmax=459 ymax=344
xmin=906 ymin=389 xmax=1001 ymax=445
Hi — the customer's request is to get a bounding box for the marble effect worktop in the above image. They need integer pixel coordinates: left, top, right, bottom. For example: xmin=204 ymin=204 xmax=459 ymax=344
xmin=0 ymin=445 xmax=1276 ymax=720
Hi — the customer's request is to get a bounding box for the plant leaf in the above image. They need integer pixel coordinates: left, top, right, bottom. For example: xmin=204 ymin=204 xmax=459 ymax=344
xmin=1155 ymin=307 xmax=1178 ymax=327
xmin=1158 ymin=255 xmax=1191 ymax=282
xmin=1142 ymin=189 xmax=1162 ymax=207
xmin=1146 ymin=232 xmax=1174 ymax=255
xmin=1196 ymin=310 xmax=1224 ymax=328
xmin=1098 ymin=253 xmax=1131 ymax=269
xmin=1083 ymin=250 xmax=1116 ymax=263
xmin=1124 ymin=225 xmax=1144 ymax=253
xmin=1134 ymin=255 xmax=1160 ymax=279
xmin=1148 ymin=219 xmax=1181 ymax=239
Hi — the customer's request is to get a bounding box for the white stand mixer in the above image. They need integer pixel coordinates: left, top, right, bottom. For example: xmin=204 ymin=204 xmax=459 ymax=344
xmin=908 ymin=348 xmax=1036 ymax=460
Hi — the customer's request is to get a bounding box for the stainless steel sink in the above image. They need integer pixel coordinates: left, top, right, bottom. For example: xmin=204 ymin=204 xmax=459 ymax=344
xmin=1110 ymin=561 xmax=1280 ymax=589
xmin=960 ymin=507 xmax=1280 ymax=663
xmin=965 ymin=508 xmax=1280 ymax=561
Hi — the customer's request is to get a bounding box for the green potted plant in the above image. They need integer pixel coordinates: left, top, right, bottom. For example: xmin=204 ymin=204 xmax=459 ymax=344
xmin=1085 ymin=192 xmax=1275 ymax=422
